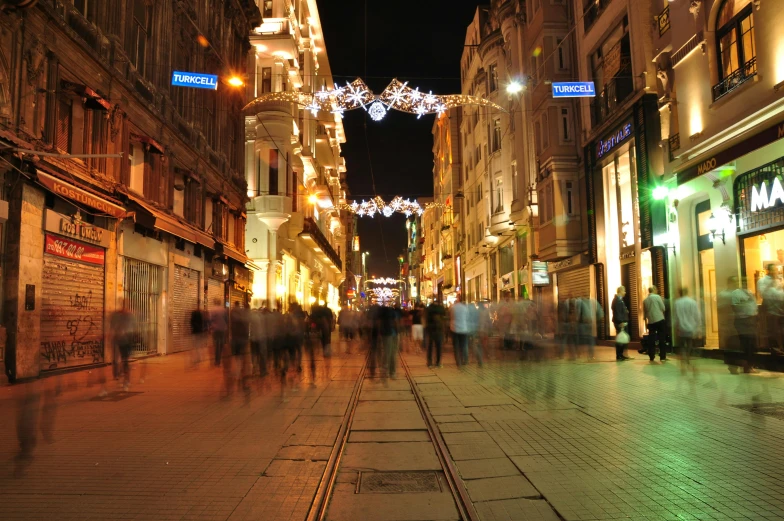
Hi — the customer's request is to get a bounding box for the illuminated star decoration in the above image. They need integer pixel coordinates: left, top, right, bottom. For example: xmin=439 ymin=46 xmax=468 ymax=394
xmin=242 ymin=78 xmax=504 ymax=123
xmin=335 ymin=196 xmax=449 ymax=218
xmin=368 ymin=278 xmax=399 ymax=285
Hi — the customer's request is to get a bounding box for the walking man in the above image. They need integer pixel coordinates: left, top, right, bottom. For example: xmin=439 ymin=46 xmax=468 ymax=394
xmin=643 ymin=286 xmax=667 ymax=361
xmin=450 ymin=296 xmax=470 ymax=366
xmin=611 ymin=286 xmax=630 ymax=361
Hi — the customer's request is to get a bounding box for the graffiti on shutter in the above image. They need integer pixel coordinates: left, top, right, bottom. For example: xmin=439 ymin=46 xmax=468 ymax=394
xmin=40 ymin=255 xmax=105 ymax=371
xmin=171 ymin=265 xmax=200 ymax=353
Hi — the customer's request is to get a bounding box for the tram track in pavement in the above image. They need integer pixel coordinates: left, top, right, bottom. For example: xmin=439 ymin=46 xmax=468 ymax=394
xmin=305 ymin=350 xmax=479 ymax=521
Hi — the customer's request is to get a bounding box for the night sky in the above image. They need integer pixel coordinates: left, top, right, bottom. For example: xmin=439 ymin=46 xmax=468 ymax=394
xmin=317 ymin=0 xmax=484 ymax=278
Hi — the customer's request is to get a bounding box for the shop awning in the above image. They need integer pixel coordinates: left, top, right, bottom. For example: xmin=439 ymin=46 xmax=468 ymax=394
xmin=126 ymin=193 xmax=214 ymax=248
xmin=61 ymin=81 xmax=112 ymax=111
xmin=214 ymin=239 xmax=249 ymax=264
xmin=36 ymin=169 xmax=126 ymax=218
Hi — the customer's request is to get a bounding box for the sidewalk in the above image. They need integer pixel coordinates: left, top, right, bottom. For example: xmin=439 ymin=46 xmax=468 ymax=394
xmin=406 ymin=344 xmax=784 ymax=521
xmin=0 ymin=347 xmax=365 ymax=521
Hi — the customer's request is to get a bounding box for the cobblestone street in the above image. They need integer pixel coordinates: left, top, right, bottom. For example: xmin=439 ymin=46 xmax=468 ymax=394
xmin=2 ymin=344 xmax=784 ymax=521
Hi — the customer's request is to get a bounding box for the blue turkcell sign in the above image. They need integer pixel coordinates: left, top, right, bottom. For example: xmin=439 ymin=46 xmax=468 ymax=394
xmin=552 ymin=82 xmax=596 ymax=98
xmin=171 ymin=71 xmax=219 ymax=90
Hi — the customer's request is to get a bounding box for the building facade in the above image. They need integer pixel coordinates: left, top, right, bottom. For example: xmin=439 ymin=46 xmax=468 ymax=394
xmin=573 ymin=0 xmax=664 ymax=341
xmin=244 ymin=0 xmax=346 ymax=315
xmin=653 ymin=0 xmax=783 ymax=352
xmin=1 ymin=0 xmax=258 ymax=382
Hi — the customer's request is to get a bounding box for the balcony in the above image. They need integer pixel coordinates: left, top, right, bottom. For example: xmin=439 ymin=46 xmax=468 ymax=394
xmin=583 ymin=0 xmax=612 ymax=34
xmin=656 ymin=4 xmax=670 ymax=37
xmin=591 ymin=74 xmax=634 ymax=127
xmin=712 ymin=57 xmax=757 ymax=103
xmin=300 ymin=217 xmax=343 ymax=272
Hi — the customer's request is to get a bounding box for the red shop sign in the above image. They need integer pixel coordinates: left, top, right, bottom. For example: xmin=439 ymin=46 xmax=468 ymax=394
xmin=45 ymin=234 xmax=105 ymax=265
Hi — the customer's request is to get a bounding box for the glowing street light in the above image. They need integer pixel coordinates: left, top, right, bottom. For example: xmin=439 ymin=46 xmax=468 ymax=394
xmin=227 ymin=75 xmax=244 ymax=87
xmin=308 ymin=194 xmax=319 ymax=205
xmin=506 ymin=80 xmax=524 ymax=94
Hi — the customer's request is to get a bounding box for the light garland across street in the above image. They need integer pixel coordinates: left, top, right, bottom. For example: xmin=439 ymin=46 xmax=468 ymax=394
xmin=243 ymin=78 xmax=504 ymax=122
xmin=367 ymin=277 xmax=399 ymax=285
xmin=336 ymin=196 xmax=449 ymax=217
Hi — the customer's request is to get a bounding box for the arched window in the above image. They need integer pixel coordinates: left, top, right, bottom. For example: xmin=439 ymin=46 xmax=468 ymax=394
xmin=714 ymin=0 xmax=756 ymax=101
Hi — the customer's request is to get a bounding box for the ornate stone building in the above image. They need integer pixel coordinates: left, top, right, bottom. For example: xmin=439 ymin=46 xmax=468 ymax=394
xmin=0 ymin=0 xmax=259 ymax=382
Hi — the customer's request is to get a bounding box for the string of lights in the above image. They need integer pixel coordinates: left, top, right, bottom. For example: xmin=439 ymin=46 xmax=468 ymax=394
xmin=334 ymin=195 xmax=450 ymax=217
xmin=367 ymin=277 xmax=399 ymax=285
xmin=243 ymin=78 xmax=504 ymax=122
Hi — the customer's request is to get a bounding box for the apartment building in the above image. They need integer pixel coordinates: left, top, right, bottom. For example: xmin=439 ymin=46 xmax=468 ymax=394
xmin=652 ymin=0 xmax=783 ymax=351
xmin=244 ymin=0 xmax=347 ymax=313
xmin=0 ymin=0 xmax=258 ymax=382
xmin=572 ymin=0 xmax=664 ymax=341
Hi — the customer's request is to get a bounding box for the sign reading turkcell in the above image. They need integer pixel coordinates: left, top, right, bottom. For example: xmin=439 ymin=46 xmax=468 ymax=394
xmin=171 ymin=71 xmax=218 ymax=90
xmin=552 ymin=82 xmax=596 ymax=98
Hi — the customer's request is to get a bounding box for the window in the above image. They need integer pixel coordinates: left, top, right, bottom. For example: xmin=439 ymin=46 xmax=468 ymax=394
xmin=494 ymin=175 xmax=503 ymax=213
xmin=565 ymin=181 xmax=575 ymax=215
xmin=512 ymin=162 xmax=519 ymax=201
xmin=560 ymin=108 xmax=571 ymax=142
xmin=129 ymin=142 xmax=144 ymax=194
xmin=715 ymin=0 xmax=755 ymax=99
xmin=477 ymin=182 xmax=483 ymax=206
xmin=262 ymin=0 xmax=273 ymax=17
xmin=542 ymin=112 xmax=549 ymax=149
xmin=534 ymin=120 xmax=542 ymax=154
xmin=491 ymin=118 xmax=501 ymax=153
xmin=84 ymin=110 xmax=108 ymax=173
xmin=488 ymin=63 xmax=498 ymax=93
xmin=183 ymin=177 xmax=202 ymax=226
xmin=127 ymin=0 xmax=151 ymax=75
xmin=556 ymin=38 xmax=568 ymax=70
xmin=72 ymin=0 xmax=98 ymax=22
xmin=55 ymin=96 xmax=72 ymax=153
xmin=475 ymin=145 xmax=481 ymax=166
xmin=262 ymin=67 xmax=272 ymax=93
xmin=268 ymin=149 xmax=279 ymax=195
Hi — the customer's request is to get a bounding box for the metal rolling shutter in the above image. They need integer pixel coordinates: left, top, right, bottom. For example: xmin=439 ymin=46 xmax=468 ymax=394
xmin=207 ymin=278 xmax=224 ymax=309
xmin=230 ymin=288 xmax=245 ymax=309
xmin=171 ymin=265 xmax=200 ymax=353
xmin=556 ymin=267 xmax=590 ymax=301
xmin=40 ymin=255 xmax=105 ymax=371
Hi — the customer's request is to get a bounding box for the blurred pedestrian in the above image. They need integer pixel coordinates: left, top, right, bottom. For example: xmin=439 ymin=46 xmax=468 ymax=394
xmin=380 ymin=305 xmax=399 ymax=377
xmin=249 ymin=307 xmax=266 ymax=376
xmin=674 ymin=287 xmax=702 ymax=373
xmin=612 ymin=286 xmax=630 ymax=361
xmin=731 ymin=277 xmax=759 ymax=373
xmin=411 ymin=304 xmax=424 ymax=352
xmin=576 ymin=296 xmax=603 ymax=360
xmin=425 ymin=299 xmax=446 ymax=368
xmin=210 ymin=302 xmax=228 ymax=366
xmin=109 ymin=300 xmax=137 ymax=392
xmin=467 ymin=301 xmax=481 ymax=367
xmin=643 ymin=286 xmax=667 ymax=362
xmin=758 ymin=264 xmax=784 ymax=355
xmin=450 ymin=296 xmax=470 ymax=366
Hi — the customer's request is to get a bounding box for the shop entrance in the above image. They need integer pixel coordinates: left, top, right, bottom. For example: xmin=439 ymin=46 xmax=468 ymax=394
xmin=696 ymin=201 xmax=719 ymax=348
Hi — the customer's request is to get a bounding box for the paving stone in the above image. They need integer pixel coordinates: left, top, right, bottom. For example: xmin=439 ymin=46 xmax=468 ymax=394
xmin=464 ymin=475 xmax=541 ymax=502
xmin=474 ymin=498 xmax=562 ymax=521
xmin=351 ymin=411 xmax=427 ymax=431
xmin=360 ymin=390 xmax=414 ymax=401
xmin=348 ymin=431 xmax=431 ymax=443
xmin=341 ymin=442 xmax=441 ymax=471
xmin=438 ymin=421 xmax=486 ymax=433
xmin=325 ymin=491 xmax=460 ymax=521
xmin=455 ymin=458 xmax=521 ymax=480
xmin=355 ymin=400 xmax=420 ymax=414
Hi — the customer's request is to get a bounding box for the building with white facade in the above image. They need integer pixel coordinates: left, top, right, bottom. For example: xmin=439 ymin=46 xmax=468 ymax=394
xmin=244 ymin=0 xmax=347 ymax=313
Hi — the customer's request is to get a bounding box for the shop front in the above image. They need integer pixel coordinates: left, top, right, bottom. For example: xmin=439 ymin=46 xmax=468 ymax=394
xmin=665 ymin=116 xmax=784 ymax=351
xmin=40 ymin=209 xmax=112 ymax=372
xmin=587 ymin=95 xmax=662 ymax=340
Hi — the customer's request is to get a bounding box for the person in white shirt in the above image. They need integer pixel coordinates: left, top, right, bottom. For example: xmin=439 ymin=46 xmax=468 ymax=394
xmin=643 ymin=286 xmax=667 ymax=362
xmin=673 ymin=287 xmax=701 ymax=371
xmin=731 ymin=277 xmax=758 ymax=373
xmin=450 ymin=297 xmax=470 ymax=366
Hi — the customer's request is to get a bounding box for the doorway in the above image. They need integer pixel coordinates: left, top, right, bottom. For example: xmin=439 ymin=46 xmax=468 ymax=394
xmin=696 ymin=200 xmax=719 ymax=348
